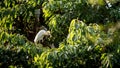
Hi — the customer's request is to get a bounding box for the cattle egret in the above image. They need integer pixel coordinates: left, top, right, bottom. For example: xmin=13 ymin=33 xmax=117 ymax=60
xmin=34 ymin=30 xmax=51 ymax=44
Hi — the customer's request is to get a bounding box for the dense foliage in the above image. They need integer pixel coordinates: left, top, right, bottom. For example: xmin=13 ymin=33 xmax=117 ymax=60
xmin=0 ymin=0 xmax=120 ymax=68
xmin=34 ymin=19 xmax=120 ymax=68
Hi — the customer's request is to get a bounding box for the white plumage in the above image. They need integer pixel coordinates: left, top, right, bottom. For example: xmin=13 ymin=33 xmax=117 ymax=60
xmin=34 ymin=30 xmax=51 ymax=43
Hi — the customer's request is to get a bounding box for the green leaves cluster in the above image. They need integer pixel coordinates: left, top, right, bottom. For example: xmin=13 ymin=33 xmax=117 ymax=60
xmin=0 ymin=32 xmax=48 ymax=67
xmin=43 ymin=0 xmax=120 ymax=46
xmin=0 ymin=0 xmax=120 ymax=68
xmin=34 ymin=19 xmax=120 ymax=68
xmin=0 ymin=0 xmax=44 ymax=41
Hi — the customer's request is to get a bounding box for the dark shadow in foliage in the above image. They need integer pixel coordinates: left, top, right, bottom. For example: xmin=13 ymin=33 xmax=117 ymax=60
xmin=0 ymin=48 xmax=34 ymax=68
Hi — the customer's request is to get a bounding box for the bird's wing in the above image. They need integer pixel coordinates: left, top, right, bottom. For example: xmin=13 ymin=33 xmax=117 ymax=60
xmin=34 ymin=30 xmax=46 ymax=43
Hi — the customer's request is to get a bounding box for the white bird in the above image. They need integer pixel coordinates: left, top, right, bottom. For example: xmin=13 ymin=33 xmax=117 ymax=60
xmin=34 ymin=29 xmax=51 ymax=44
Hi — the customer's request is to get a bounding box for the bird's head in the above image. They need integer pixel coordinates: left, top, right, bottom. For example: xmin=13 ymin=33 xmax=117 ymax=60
xmin=45 ymin=31 xmax=52 ymax=38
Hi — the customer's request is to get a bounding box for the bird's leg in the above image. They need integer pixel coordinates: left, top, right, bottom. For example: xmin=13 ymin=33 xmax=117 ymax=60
xmin=41 ymin=39 xmax=44 ymax=43
xmin=51 ymin=43 xmax=55 ymax=48
xmin=41 ymin=36 xmax=46 ymax=43
xmin=35 ymin=42 xmax=37 ymax=45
